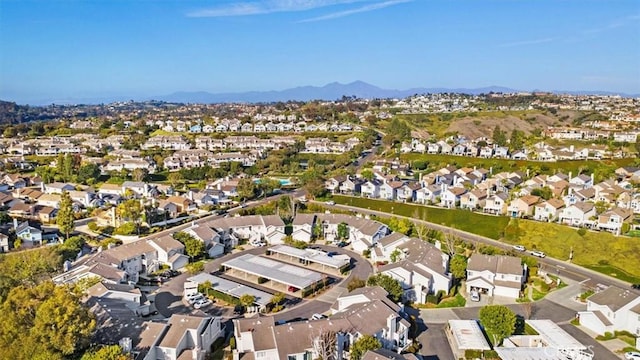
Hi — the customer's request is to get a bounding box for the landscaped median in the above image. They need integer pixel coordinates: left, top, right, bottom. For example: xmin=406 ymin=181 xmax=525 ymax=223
xmin=330 ymin=195 xmax=640 ymax=284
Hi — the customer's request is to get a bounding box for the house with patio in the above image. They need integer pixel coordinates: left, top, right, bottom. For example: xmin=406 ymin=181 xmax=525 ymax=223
xmin=460 ymin=189 xmax=488 ymax=210
xmin=361 ymin=179 xmax=382 ymax=198
xmin=466 ymin=253 xmax=524 ymax=299
xmin=596 ymin=207 xmax=633 ymax=235
xmin=440 ymin=186 xmax=466 ymax=208
xmin=415 ymin=184 xmax=442 ymax=205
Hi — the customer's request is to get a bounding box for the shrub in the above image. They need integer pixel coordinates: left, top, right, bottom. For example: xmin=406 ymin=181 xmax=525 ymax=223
xmin=483 ymin=350 xmax=500 ymax=360
xmin=464 ymin=349 xmax=482 ymax=359
xmin=540 ymin=281 xmax=550 ymax=292
xmin=258 ymin=277 xmax=268 ymax=284
xmin=362 ymin=249 xmax=371 ymax=258
xmin=577 ymin=228 xmax=587 ymax=236
xmin=229 ymin=337 xmax=236 ymax=350
xmin=210 ymin=289 xmax=241 ymax=306
xmin=114 ymin=222 xmax=136 ymax=235
xmin=426 ymin=294 xmax=439 ymax=304
xmin=87 ymin=221 xmax=99 ymax=232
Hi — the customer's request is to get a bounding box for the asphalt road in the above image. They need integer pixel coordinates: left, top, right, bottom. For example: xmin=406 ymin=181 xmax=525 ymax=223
xmin=322 ymin=200 xmax=639 ymax=293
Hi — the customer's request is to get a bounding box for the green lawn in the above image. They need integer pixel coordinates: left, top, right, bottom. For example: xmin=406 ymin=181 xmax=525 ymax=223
xmin=330 ymin=195 xmax=640 ymax=281
xmin=436 ymin=293 xmax=466 ymax=308
xmin=332 ymin=195 xmax=509 ymax=239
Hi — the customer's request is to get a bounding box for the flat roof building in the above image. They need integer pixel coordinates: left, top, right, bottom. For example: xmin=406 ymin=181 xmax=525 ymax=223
xmin=446 ymin=320 xmax=491 ymax=359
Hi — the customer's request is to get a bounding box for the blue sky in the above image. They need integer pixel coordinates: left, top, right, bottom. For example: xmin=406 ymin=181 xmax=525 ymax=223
xmin=1 ymin=0 xmax=639 ymax=104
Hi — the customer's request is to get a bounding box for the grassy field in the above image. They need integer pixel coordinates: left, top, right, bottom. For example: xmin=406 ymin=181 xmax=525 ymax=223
xmin=502 ymin=218 xmax=640 ymax=282
xmin=398 ymin=153 xmax=635 ymax=178
xmin=332 ymin=195 xmax=509 ymax=240
xmin=331 ymin=195 xmax=640 ymax=282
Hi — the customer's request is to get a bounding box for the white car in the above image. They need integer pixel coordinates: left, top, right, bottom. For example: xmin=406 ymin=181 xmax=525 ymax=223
xmin=326 ymin=200 xmax=335 ymax=205
xmin=530 ymin=250 xmax=546 ymax=258
xmin=186 ymin=292 xmax=202 ymax=300
xmin=625 ymin=352 xmax=640 ymax=360
xmin=513 ymin=245 xmax=526 ymax=252
xmin=187 ymin=294 xmax=204 ymax=304
xmin=311 ymin=313 xmax=326 ymax=320
xmin=194 ymin=299 xmax=212 ymax=309
xmin=470 ymin=291 xmax=480 ymax=302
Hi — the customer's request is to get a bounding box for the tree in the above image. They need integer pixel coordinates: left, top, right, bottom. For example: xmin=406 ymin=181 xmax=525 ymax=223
xmin=449 ymin=255 xmax=468 ymax=282
xmin=347 ymin=277 xmax=366 ymax=292
xmin=492 ymin=126 xmax=507 ymax=147
xmin=350 ymin=334 xmax=382 ymax=360
xmin=131 ymin=168 xmax=148 ymax=182
xmin=361 ymin=169 xmax=374 ymax=181
xmin=174 ymin=232 xmax=205 ymax=260
xmin=81 ymin=345 xmax=129 ymax=360
xmin=77 ymin=163 xmax=101 ymax=185
xmin=237 ymin=178 xmax=256 ymax=201
xmin=367 ymin=273 xmax=403 ymax=302
xmin=479 ymin=305 xmax=517 ymax=346
xmin=415 ymin=223 xmax=429 ymax=241
xmin=443 ymin=229 xmax=458 ymax=256
xmin=167 ymin=172 xmax=183 ymax=188
xmin=390 ymin=249 xmax=402 ymax=263
xmin=337 ymin=222 xmax=349 ymax=240
xmin=270 ymin=292 xmax=285 ymax=306
xmin=388 ymin=217 xmax=413 ymax=235
xmin=185 ymin=262 xmax=204 ymax=274
xmin=510 ymin=129 xmax=524 ymax=150
xmin=240 ymin=294 xmax=256 ymax=308
xmin=310 ymin=329 xmax=337 ymax=360
xmin=117 ymin=199 xmax=143 ymax=234
xmin=57 ymin=190 xmax=75 ymax=240
xmin=304 ymin=178 xmax=326 ymax=199
xmin=0 ymin=281 xmax=96 ymax=359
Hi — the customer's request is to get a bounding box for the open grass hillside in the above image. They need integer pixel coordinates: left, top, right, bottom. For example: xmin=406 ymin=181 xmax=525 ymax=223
xmin=395 ymin=110 xmax=579 ymax=139
xmin=503 ymin=218 xmax=640 ymax=283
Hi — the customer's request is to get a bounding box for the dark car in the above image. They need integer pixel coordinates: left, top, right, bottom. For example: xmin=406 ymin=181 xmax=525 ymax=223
xmin=336 ymin=241 xmax=349 ymax=248
xmin=632 ymin=284 xmax=640 ymax=289
xmin=327 ymin=251 xmax=338 ymax=257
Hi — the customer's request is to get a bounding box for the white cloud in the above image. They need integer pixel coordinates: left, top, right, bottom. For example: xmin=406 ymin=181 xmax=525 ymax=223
xmin=297 ymin=0 xmax=412 ymax=22
xmin=497 ymin=37 xmax=554 ymax=48
xmin=186 ymin=0 xmax=365 ymax=18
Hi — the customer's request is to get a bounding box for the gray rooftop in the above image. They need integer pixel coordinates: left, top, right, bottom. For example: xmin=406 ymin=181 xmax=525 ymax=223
xmin=222 ymin=254 xmax=323 ymax=289
xmin=187 ymin=273 xmax=272 ymax=306
xmin=269 ymin=244 xmax=350 ymax=269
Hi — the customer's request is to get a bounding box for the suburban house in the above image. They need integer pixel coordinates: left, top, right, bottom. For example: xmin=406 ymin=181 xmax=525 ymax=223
xmin=136 ymin=315 xmax=223 ymax=360
xmin=596 ymin=207 xmax=633 ymax=235
xmin=507 ymin=195 xmax=540 ymax=218
xmin=378 ymin=238 xmax=452 ymax=303
xmin=361 ymin=179 xmax=382 ymax=198
xmin=316 ymin=214 xmax=390 ymax=253
xmin=466 ymin=254 xmax=525 ymax=299
xmin=558 ymin=201 xmax=597 ymax=227
xmin=415 ymin=184 xmax=442 ymax=205
xmin=460 ymin=189 xmax=488 ymax=210
xmin=440 ymin=186 xmax=467 ymax=208
xmin=0 ymin=233 xmax=9 ymax=252
xmin=339 ymin=177 xmax=364 ymax=195
xmin=54 ymin=236 xmax=189 ymax=284
xmin=533 ymin=198 xmax=566 ymax=222
xmin=208 ymin=215 xmax=286 ymax=245
xmin=183 ymin=224 xmax=226 ymax=258
xmin=15 ymin=220 xmax=43 ymax=247
xmin=483 ymin=192 xmax=509 ymax=215
xmin=291 ymin=213 xmax=316 ymax=242
xmin=85 ymin=281 xmax=151 ymax=316
xmin=578 ymin=286 xmax=640 ymax=336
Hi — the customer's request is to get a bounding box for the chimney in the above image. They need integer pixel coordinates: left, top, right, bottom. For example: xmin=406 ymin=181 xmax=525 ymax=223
xmin=591 ymin=173 xmax=594 ymax=184
xmin=569 ymin=172 xmax=572 ymax=181
xmin=13 ymin=218 xmax=18 ymax=230
xmin=489 ymin=166 xmax=493 ymax=175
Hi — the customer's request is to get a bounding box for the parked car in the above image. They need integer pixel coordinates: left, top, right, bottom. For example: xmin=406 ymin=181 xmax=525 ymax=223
xmin=288 ymin=286 xmax=298 ymax=292
xmin=325 ymin=200 xmax=335 ymax=205
xmin=530 ymin=250 xmax=546 ymax=258
xmin=187 ymin=294 xmax=204 ymax=304
xmin=336 ymin=241 xmax=349 ymax=248
xmin=194 ymin=298 xmax=212 ymax=309
xmin=513 ymin=245 xmax=526 ymax=252
xmin=326 ymin=251 xmax=338 ymax=257
xmin=470 ymin=291 xmax=480 ymax=302
xmin=632 ymin=284 xmax=640 ymax=290
xmin=311 ymin=313 xmax=326 ymax=320
xmin=185 ymin=292 xmax=202 ymax=299
xmin=625 ymin=352 xmax=640 ymax=360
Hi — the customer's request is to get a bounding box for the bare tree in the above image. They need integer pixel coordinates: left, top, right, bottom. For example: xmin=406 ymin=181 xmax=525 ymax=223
xmin=444 ymin=229 xmax=458 ymax=256
xmin=415 ymin=223 xmax=429 ymax=241
xmin=309 ymin=328 xmax=337 ymax=360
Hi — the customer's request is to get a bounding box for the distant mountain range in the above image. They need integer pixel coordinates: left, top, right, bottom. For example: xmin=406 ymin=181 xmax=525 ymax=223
xmin=154 ymin=81 xmax=639 ymax=103
xmin=5 ymin=81 xmax=639 ymax=105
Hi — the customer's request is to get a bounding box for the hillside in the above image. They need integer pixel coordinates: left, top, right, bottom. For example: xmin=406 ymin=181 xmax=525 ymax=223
xmin=0 ymin=100 xmax=58 ymax=124
xmin=400 ymin=110 xmax=581 ymax=139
